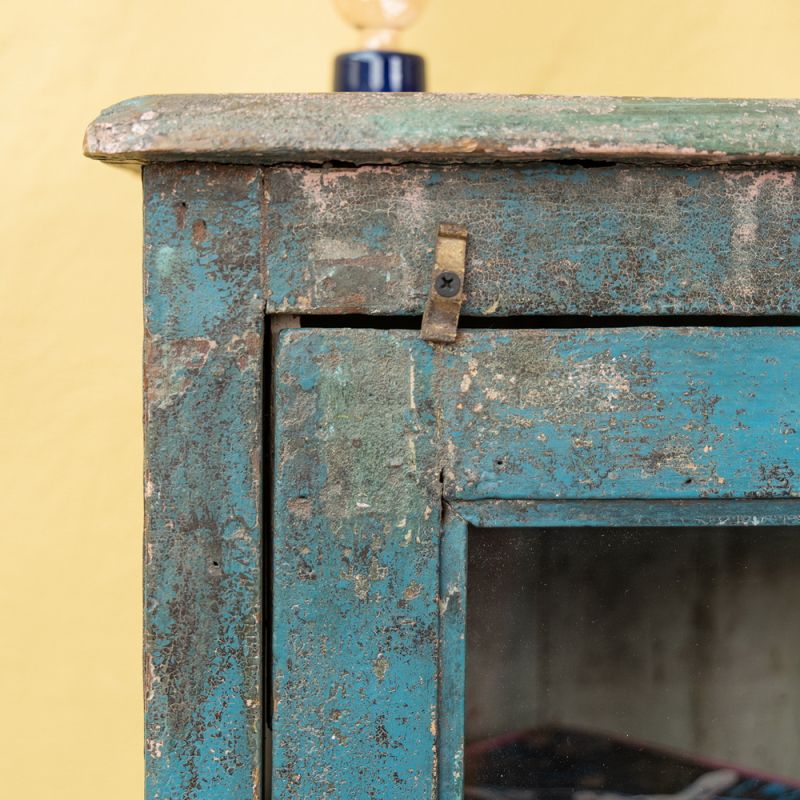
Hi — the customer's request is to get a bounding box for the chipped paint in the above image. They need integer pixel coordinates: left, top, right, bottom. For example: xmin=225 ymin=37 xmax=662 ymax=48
xmin=274 ymin=326 xmax=799 ymax=799
xmin=373 ymin=654 xmax=390 ymax=681
xmin=273 ymin=330 xmax=442 ymax=799
xmin=144 ymin=334 xmax=217 ymax=410
xmin=143 ymin=164 xmax=264 ymax=800
xmin=442 ymin=329 xmax=800 ymax=500
xmin=94 ymin=102 xmax=800 ymax=800
xmin=266 ymin=163 xmax=800 ymax=317
xmin=85 ymin=94 xmax=800 ymax=166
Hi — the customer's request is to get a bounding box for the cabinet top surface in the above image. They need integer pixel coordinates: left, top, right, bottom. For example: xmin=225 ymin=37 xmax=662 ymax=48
xmin=84 ymin=93 xmax=800 ymax=166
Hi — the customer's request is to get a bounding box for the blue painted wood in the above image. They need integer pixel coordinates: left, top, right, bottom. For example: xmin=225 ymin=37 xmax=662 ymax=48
xmin=274 ymin=326 xmax=799 ymax=797
xmin=143 ymin=164 xmax=264 ymax=800
xmin=87 ymin=93 xmax=800 ymax=800
xmin=84 ymin=94 xmax=800 ymax=167
xmin=442 ymin=328 xmax=800 ymax=501
xmin=438 ymin=511 xmax=468 ymax=800
xmin=272 ymin=330 xmax=442 ymax=799
xmin=265 ymin=164 xmax=800 ymax=317
xmin=450 ymin=498 xmax=800 ymax=528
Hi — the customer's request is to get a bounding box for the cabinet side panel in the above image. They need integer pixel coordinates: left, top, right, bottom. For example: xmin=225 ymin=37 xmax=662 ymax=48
xmin=143 ymin=164 xmax=264 ymax=799
xmin=272 ymin=330 xmax=441 ymax=799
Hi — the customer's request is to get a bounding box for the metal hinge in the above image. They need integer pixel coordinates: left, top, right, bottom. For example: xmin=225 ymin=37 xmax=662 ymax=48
xmin=420 ymin=224 xmax=469 ymax=343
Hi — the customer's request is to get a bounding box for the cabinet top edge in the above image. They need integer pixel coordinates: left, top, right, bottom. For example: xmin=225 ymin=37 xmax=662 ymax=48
xmin=84 ymin=93 xmax=800 ymax=166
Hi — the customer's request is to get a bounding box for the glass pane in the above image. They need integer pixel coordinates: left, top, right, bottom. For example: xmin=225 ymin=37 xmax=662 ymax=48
xmin=465 ymin=527 xmax=800 ymax=797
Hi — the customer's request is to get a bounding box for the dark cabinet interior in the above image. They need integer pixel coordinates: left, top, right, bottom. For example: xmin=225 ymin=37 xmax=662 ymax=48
xmin=466 ymin=526 xmax=800 ymax=793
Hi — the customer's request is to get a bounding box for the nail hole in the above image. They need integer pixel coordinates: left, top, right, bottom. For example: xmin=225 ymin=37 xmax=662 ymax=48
xmin=175 ymin=201 xmax=187 ymax=228
xmin=192 ymin=218 xmax=207 ymax=244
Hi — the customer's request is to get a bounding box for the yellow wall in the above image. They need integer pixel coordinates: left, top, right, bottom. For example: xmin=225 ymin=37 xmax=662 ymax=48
xmin=4 ymin=1 xmax=800 ymax=796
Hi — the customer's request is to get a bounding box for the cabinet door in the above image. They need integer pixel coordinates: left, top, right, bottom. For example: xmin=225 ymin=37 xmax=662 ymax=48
xmin=272 ymin=327 xmax=800 ymax=800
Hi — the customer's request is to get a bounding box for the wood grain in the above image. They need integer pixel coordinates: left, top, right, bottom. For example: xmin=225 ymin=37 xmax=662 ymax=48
xmin=266 ymin=164 xmax=800 ymax=317
xmin=143 ymin=164 xmax=265 ymax=800
xmin=273 ymin=329 xmax=443 ymax=800
xmin=273 ymin=326 xmax=800 ymax=799
xmin=85 ymin=94 xmax=800 ymax=166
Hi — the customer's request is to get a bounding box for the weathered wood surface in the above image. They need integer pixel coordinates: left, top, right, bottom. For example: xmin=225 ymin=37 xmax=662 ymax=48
xmin=438 ymin=512 xmax=468 ymax=800
xmin=451 ymin=497 xmax=800 ymax=528
xmin=90 ymin=91 xmax=800 ymax=799
xmin=85 ymin=94 xmax=800 ymax=166
xmin=143 ymin=164 xmax=264 ymax=799
xmin=266 ymin=164 xmax=800 ymax=316
xmin=273 ymin=331 xmax=443 ymax=799
xmin=440 ymin=328 xmax=800 ymax=501
xmin=274 ymin=326 xmax=799 ymax=798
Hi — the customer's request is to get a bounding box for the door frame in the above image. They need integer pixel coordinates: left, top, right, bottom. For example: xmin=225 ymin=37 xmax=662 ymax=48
xmin=272 ymin=326 xmax=800 ymax=799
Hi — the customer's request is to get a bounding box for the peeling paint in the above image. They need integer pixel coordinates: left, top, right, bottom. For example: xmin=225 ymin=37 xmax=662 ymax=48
xmin=373 ymin=654 xmax=390 ymax=681
xmin=119 ymin=129 xmax=800 ymax=800
xmin=86 ymin=94 xmax=800 ymax=167
xmin=274 ymin=326 xmax=799 ymax=796
xmin=274 ymin=330 xmax=442 ymax=799
xmin=266 ymin=163 xmax=800 ymax=317
xmin=142 ymin=164 xmax=264 ymax=800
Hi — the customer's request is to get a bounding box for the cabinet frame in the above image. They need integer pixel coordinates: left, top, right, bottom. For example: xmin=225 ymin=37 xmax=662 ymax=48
xmin=273 ymin=327 xmax=800 ymax=799
xmin=93 ymin=93 xmax=800 ymax=799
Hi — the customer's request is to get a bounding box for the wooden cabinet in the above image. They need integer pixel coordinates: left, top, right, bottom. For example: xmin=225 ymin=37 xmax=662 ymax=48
xmin=86 ymin=94 xmax=800 ymax=799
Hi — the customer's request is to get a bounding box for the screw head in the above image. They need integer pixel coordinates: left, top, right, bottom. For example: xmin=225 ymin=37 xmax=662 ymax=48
xmin=435 ymin=271 xmax=461 ymax=297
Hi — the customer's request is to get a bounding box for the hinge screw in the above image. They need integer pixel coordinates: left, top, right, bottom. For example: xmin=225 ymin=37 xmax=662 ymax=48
xmin=435 ymin=271 xmax=461 ymax=297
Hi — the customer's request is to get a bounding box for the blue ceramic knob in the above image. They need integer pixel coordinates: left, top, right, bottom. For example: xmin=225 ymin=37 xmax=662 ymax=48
xmin=334 ymin=51 xmax=425 ymax=92
xmin=333 ymin=0 xmax=428 ymax=92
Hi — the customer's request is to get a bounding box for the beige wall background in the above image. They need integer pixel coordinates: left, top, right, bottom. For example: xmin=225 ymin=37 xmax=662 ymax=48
xmin=4 ymin=1 xmax=800 ymax=797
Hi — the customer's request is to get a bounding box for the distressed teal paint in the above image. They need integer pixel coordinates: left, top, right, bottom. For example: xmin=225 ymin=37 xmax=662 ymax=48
xmin=443 ymin=328 xmax=800 ymax=500
xmin=85 ymin=94 xmax=800 ymax=166
xmin=273 ymin=326 xmax=799 ymax=797
xmin=273 ymin=330 xmax=442 ymax=800
xmin=143 ymin=164 xmax=264 ymax=800
xmin=438 ymin=511 xmax=468 ymax=800
xmin=450 ymin=498 xmax=800 ymax=529
xmin=266 ymin=165 xmax=800 ymax=316
xmin=84 ymin=92 xmax=800 ymax=800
